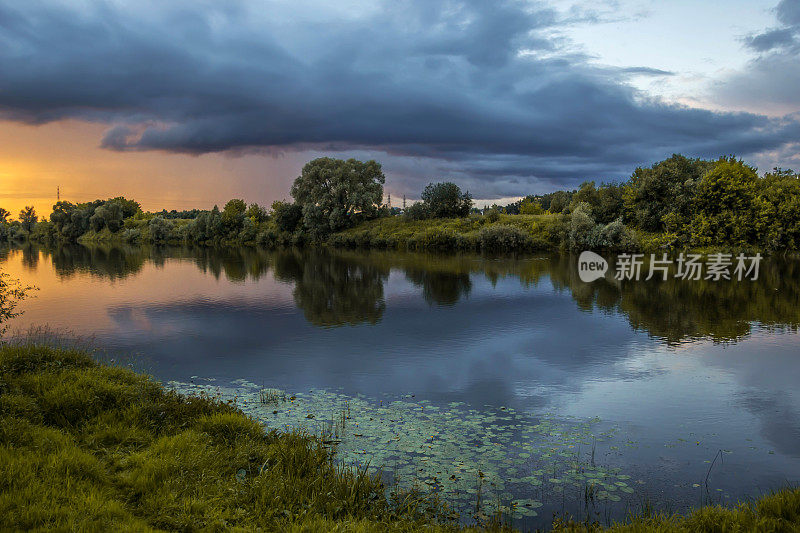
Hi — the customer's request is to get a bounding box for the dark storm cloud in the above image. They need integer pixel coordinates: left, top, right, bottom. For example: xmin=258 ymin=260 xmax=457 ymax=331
xmin=1 ymin=0 xmax=799 ymax=195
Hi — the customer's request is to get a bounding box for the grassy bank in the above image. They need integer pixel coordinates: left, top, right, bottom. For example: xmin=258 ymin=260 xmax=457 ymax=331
xmin=1 ymin=344 xmax=799 ymax=531
xmin=0 ymin=344 xmax=468 ymax=532
xmin=330 ymin=214 xmax=564 ymax=253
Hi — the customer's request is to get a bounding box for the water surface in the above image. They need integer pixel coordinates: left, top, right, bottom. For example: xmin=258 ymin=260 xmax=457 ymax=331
xmin=3 ymin=244 xmax=799 ymax=527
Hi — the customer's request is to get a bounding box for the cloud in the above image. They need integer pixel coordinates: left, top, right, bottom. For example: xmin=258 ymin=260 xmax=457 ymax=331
xmin=717 ymin=0 xmax=800 ymax=117
xmin=1 ymin=0 xmax=799 ymax=196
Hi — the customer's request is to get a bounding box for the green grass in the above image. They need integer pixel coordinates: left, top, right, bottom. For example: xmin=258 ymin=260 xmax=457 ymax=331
xmin=1 ymin=343 xmax=799 ymax=531
xmin=330 ymin=214 xmax=561 ymax=252
xmin=553 ymin=488 xmax=800 ymax=531
xmin=0 ymin=344 xmax=478 ymax=532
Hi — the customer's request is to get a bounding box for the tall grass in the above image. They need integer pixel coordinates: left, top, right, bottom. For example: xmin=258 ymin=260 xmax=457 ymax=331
xmin=0 ymin=344 xmax=469 ymax=531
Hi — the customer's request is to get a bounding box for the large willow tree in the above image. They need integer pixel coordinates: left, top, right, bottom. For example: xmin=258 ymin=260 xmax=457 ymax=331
xmin=290 ymin=157 xmax=385 ymax=239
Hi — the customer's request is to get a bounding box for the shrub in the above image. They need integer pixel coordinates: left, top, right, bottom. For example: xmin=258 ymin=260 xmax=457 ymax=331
xmin=404 ymin=202 xmax=430 ymax=220
xmin=478 ymin=224 xmax=533 ymax=252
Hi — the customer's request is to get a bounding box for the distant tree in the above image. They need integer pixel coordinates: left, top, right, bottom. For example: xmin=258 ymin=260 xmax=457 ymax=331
xmin=0 ymin=208 xmax=9 ymax=223
xmin=187 ymin=208 xmax=222 ymax=242
xmin=148 ymin=216 xmax=174 ymax=244
xmin=223 ymin=199 xmax=247 ymax=217
xmin=420 ymin=182 xmax=472 ymax=218
xmin=571 ymin=181 xmax=600 ymax=209
xmin=689 ymin=157 xmax=759 ymax=246
xmin=404 ymin=202 xmax=430 ymax=220
xmin=291 ymin=158 xmax=385 ymax=237
xmin=18 ymin=206 xmax=37 ymax=232
xmin=219 ymin=199 xmax=247 ymax=238
xmin=246 ymin=203 xmax=269 ymax=224
xmin=754 ymin=168 xmax=800 ymax=249
xmin=623 ymin=154 xmax=713 ymax=232
xmin=90 ymin=200 xmax=124 ymax=232
xmin=547 ymin=190 xmax=571 ymax=213
xmin=519 ymin=197 xmax=544 ymax=215
xmin=109 ymin=197 xmax=141 ymax=218
xmin=271 ymin=201 xmax=303 ymax=232
xmin=594 ymin=183 xmax=625 ymax=224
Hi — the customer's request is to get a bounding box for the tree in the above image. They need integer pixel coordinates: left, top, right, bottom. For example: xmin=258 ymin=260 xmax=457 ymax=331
xmin=0 ymin=208 xmax=9 ymax=223
xmin=223 ymin=199 xmax=247 ymax=217
xmin=754 ymin=168 xmax=800 ymax=249
xmin=547 ymin=190 xmax=571 ymax=213
xmin=623 ymin=154 xmax=713 ymax=232
xmin=689 ymin=157 xmax=759 ymax=246
xmin=90 ymin=200 xmax=124 ymax=232
xmin=291 ymin=157 xmax=385 ymax=237
xmin=148 ymin=216 xmax=174 ymax=244
xmin=19 ymin=206 xmax=37 ymax=232
xmin=246 ymin=203 xmax=269 ymax=224
xmin=404 ymin=202 xmax=430 ymax=220
xmin=519 ymin=197 xmax=544 ymax=215
xmin=272 ymin=201 xmax=303 ymax=232
xmin=109 ymin=197 xmax=141 ymax=218
xmin=420 ymin=182 xmax=472 ymax=218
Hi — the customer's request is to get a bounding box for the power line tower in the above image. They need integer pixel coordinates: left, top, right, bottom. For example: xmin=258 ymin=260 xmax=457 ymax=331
xmin=57 ymin=186 xmax=60 ymax=202
xmin=387 ymin=193 xmax=391 ymax=208
xmin=403 ymin=195 xmax=406 ymax=210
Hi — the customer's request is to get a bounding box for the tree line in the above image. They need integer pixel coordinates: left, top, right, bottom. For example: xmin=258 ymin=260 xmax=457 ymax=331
xmin=1 ymin=154 xmax=799 ymax=252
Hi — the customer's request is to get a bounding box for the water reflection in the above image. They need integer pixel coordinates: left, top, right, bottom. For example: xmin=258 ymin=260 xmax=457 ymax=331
xmin=4 ymin=243 xmax=800 ymax=344
xmin=272 ymin=249 xmax=388 ymax=327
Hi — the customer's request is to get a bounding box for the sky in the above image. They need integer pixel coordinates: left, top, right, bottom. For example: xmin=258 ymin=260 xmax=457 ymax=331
xmin=1 ymin=0 xmax=799 ymax=216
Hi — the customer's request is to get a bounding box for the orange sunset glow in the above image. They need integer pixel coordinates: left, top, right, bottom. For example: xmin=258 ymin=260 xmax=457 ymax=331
xmin=0 ymin=120 xmax=305 ymax=218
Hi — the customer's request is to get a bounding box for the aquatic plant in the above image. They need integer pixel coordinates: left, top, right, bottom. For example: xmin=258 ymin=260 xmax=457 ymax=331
xmin=170 ymin=379 xmax=636 ymax=522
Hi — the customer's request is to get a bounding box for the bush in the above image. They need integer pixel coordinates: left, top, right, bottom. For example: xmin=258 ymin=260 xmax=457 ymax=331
xmin=121 ymin=228 xmax=141 ymax=244
xmin=404 ymin=202 xmax=430 ymax=220
xmin=147 ymin=216 xmax=174 ymax=244
xmin=272 ymin=202 xmax=303 ymax=233
xmin=478 ymin=224 xmax=533 ymax=252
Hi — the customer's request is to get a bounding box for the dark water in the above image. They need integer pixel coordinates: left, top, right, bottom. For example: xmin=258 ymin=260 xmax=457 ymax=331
xmin=3 ymin=243 xmax=800 ymax=528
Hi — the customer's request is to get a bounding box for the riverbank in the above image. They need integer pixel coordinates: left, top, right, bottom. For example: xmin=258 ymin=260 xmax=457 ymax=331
xmin=58 ymin=214 xmax=766 ymax=255
xmin=1 ymin=343 xmax=799 ymax=531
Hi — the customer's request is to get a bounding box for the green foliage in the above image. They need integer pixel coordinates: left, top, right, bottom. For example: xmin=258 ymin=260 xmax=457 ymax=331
xmin=519 ymin=198 xmax=543 ymax=215
xmin=0 ymin=208 xmax=10 ymax=223
xmin=246 ymin=203 xmax=269 ymax=224
xmin=420 ymin=182 xmax=472 ymax=218
xmin=688 ymin=157 xmax=759 ymax=247
xmin=291 ymin=158 xmax=385 ymax=238
xmin=0 ymin=345 xmax=464 ymax=532
xmin=272 ymin=201 xmax=303 ymax=233
xmin=485 ymin=208 xmax=501 ymax=223
xmin=478 ymin=225 xmax=533 ymax=252
xmin=147 ymin=216 xmax=174 ymax=244
xmin=0 ymin=273 xmax=34 ymax=336
xmin=554 ymin=488 xmax=800 ymax=532
xmin=18 ymin=206 xmax=37 ymax=233
xmin=567 ymin=203 xmax=636 ymax=251
xmin=404 ymin=202 xmax=431 ymax=220
xmin=623 ymin=154 xmax=713 ymax=232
